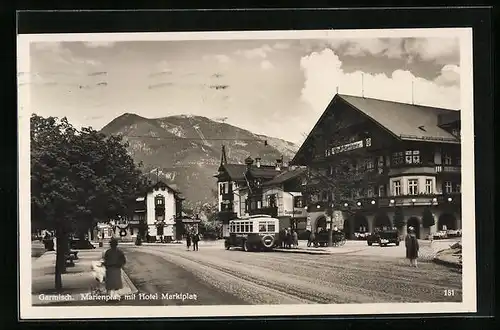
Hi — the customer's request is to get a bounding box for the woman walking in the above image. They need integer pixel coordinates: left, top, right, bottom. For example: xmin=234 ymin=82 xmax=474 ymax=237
xmin=186 ymin=233 xmax=192 ymax=251
xmin=405 ymin=227 xmax=419 ymax=267
xmin=103 ymin=237 xmax=126 ymax=299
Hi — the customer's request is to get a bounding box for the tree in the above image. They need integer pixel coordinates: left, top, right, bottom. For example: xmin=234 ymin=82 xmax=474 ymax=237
xmin=393 ymin=207 xmax=406 ymax=230
xmin=422 ymin=207 xmax=435 ymax=228
xmin=31 ymin=114 xmax=147 ymax=291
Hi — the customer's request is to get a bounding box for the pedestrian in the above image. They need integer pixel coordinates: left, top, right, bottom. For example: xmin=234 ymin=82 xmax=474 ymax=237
xmin=103 ymin=237 xmax=126 ymax=299
xmin=292 ymin=230 xmax=298 ymax=249
xmin=279 ymin=229 xmax=286 ymax=248
xmin=405 ymin=226 xmax=419 ymax=267
xmin=186 ymin=233 xmax=192 ymax=251
xmin=192 ymin=232 xmax=200 ymax=251
xmin=286 ymin=228 xmax=292 ymax=249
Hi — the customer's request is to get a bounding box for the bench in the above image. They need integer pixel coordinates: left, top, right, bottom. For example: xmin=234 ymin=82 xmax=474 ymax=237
xmin=64 ymin=251 xmax=79 ymax=267
xmin=68 ymin=250 xmax=79 ymax=260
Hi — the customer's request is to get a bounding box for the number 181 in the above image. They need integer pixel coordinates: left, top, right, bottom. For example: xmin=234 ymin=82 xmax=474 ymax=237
xmin=444 ymin=289 xmax=455 ymax=296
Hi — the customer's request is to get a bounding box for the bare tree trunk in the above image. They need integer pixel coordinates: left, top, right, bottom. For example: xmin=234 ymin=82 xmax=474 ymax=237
xmin=54 ymin=227 xmax=67 ymax=291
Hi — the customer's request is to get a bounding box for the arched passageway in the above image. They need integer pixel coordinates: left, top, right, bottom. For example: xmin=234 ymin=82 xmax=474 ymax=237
xmin=407 ymin=216 xmax=421 ymax=239
xmin=315 ymin=216 xmax=327 ymax=233
xmin=353 ymin=213 xmax=368 ymax=233
xmin=438 ymin=213 xmax=457 ymax=231
xmin=374 ymin=211 xmax=392 ymax=230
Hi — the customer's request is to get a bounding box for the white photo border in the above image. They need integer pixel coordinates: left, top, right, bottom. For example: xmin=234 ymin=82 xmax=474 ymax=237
xmin=18 ymin=28 xmax=476 ymax=319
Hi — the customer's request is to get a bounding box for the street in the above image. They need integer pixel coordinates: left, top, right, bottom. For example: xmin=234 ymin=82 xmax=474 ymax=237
xmin=119 ymin=240 xmax=462 ymax=305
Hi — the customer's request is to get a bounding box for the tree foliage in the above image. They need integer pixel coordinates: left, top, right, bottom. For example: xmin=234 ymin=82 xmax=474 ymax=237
xmin=422 ymin=207 xmax=435 ymax=228
xmin=31 ymin=115 xmax=147 ymax=231
xmin=31 ymin=114 xmax=147 ymax=290
xmin=393 ymin=207 xmax=406 ymax=229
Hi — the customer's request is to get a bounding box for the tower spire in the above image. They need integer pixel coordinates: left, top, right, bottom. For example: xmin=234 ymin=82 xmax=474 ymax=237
xmin=220 ymin=144 xmax=228 ymax=165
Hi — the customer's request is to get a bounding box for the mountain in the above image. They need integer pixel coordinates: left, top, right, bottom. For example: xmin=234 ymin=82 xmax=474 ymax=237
xmin=100 ymin=113 xmax=299 ymax=208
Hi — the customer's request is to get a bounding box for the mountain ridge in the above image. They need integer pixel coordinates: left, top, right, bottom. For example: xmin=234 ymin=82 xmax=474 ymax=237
xmin=100 ymin=113 xmax=299 ymax=208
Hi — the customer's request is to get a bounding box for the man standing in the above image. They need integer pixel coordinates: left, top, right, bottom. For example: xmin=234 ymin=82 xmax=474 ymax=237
xmin=192 ymin=232 xmax=200 ymax=251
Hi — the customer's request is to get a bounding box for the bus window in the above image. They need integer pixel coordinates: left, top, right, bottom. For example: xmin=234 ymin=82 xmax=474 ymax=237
xmin=249 ymin=223 xmax=254 ymax=232
xmin=236 ymin=223 xmax=241 ymax=232
xmin=267 ymin=223 xmax=276 ymax=232
xmin=259 ymin=222 xmax=266 ymax=232
xmin=244 ymin=223 xmax=249 ymax=232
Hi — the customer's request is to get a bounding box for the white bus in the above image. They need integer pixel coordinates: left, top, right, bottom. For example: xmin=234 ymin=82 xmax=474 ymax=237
xmin=224 ymin=215 xmax=280 ymax=252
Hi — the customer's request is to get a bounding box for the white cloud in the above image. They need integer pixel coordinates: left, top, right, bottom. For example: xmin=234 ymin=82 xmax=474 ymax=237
xmin=203 ymin=54 xmax=231 ymax=63
xmin=234 ymin=44 xmax=273 ymax=59
xmin=273 ymin=42 xmax=291 ymax=50
xmin=32 ymin=42 xmax=101 ymax=67
xmin=434 ymin=64 xmax=460 ymax=86
xmin=300 ymin=48 xmax=461 ymax=114
xmin=317 ymin=37 xmax=459 ymax=64
xmin=83 ymin=41 xmax=116 ymax=48
xmin=260 ymin=60 xmax=274 ymax=70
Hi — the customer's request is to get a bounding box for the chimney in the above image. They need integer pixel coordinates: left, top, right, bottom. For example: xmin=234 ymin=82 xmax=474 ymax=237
xmin=275 ymin=158 xmax=283 ymax=171
xmin=255 ymin=157 xmax=261 ymax=168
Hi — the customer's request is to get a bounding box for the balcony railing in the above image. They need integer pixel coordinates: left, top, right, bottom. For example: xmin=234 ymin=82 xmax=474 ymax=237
xmin=435 ymin=165 xmax=461 ymax=173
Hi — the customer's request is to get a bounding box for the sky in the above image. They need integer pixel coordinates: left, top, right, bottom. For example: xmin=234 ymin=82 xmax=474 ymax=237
xmin=20 ymin=36 xmax=461 ymax=144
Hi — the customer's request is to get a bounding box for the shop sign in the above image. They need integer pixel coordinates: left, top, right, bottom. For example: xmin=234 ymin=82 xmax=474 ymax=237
xmin=326 ymin=138 xmax=371 ymax=156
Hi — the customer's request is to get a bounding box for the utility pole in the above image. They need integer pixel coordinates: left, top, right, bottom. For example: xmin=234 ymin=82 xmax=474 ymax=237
xmin=156 ymin=168 xmax=159 ymax=184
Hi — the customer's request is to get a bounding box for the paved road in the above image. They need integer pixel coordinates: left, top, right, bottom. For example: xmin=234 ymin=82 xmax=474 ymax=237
xmin=120 ymin=242 xmax=462 ymax=305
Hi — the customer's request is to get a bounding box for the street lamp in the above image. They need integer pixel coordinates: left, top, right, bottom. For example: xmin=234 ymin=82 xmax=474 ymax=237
xmin=447 ymin=197 xmax=453 ymax=202
xmin=356 ymin=201 xmax=361 ymax=206
xmin=343 ymin=202 xmax=348 ymax=207
xmin=390 ymin=199 xmax=395 ymax=204
xmin=371 ymin=200 xmax=376 ymax=205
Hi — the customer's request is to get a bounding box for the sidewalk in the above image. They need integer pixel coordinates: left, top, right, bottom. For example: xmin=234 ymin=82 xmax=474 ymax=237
xmin=32 ymin=248 xmax=138 ymax=306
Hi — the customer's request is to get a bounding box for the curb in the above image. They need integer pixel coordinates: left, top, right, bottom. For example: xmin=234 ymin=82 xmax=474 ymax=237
xmin=433 ymin=257 xmax=462 ymax=270
xmin=274 ymin=249 xmax=332 ymax=255
xmin=121 ymin=269 xmax=138 ymax=294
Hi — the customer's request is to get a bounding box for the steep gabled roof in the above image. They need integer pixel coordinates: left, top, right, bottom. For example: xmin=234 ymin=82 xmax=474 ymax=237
xmin=339 ymin=94 xmax=459 ymax=142
xmin=262 ymin=167 xmax=307 ymax=187
xmin=220 ymin=164 xmax=248 ymax=181
xmin=218 ymin=163 xmax=286 ymax=181
xmin=292 ymin=94 xmax=460 ymax=164
xmin=147 ymin=180 xmax=182 ymax=195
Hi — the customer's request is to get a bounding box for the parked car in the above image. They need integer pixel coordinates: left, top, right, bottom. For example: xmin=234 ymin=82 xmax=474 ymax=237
xmin=367 ymin=229 xmax=400 ymax=246
xmin=70 ymin=238 xmax=96 ymax=250
xmin=354 ymin=232 xmax=369 ymax=240
xmin=433 ymin=230 xmax=448 ymax=239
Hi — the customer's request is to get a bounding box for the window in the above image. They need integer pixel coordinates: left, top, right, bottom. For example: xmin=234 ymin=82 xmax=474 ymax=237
xmin=393 ymin=180 xmax=401 ymax=196
xmin=444 ymin=181 xmax=453 ymax=193
xmin=248 ymin=223 xmax=254 ymax=232
xmin=405 ymin=150 xmax=420 ymax=164
xmin=267 ymin=194 xmax=277 ymax=208
xmin=392 ymin=152 xmax=404 ymax=165
xmin=455 ymin=183 xmax=461 ymax=193
xmin=366 ymin=186 xmax=374 ymax=197
xmin=294 ymin=196 xmax=304 ymax=208
xmin=155 ymin=196 xmax=164 ymax=206
xmin=377 ymin=156 xmax=384 ymax=169
xmin=244 ymin=222 xmax=249 ymax=232
xmin=259 ymin=222 xmax=266 ymax=232
xmin=425 ymin=179 xmax=433 ymax=194
xmin=267 ymin=223 xmax=276 ymax=232
xmin=257 ymin=200 xmax=262 ymax=209
xmin=408 ymin=179 xmax=419 ymax=195
xmin=443 ymin=154 xmax=452 ymax=165
xmin=365 ymin=158 xmax=374 ymax=171
xmin=378 ymin=185 xmax=386 ymax=197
